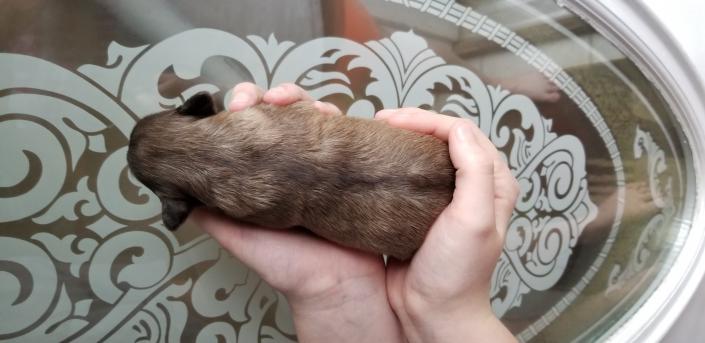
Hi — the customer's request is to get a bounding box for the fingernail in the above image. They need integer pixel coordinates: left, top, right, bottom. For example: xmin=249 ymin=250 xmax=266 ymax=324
xmin=230 ymin=92 xmax=250 ymax=106
xmin=313 ymin=100 xmax=329 ymax=112
xmin=310 ymin=100 xmax=322 ymax=111
xmin=268 ymin=87 xmax=284 ymax=97
xmin=375 ymin=109 xmax=397 ymax=119
xmin=456 ymin=124 xmax=475 ymax=143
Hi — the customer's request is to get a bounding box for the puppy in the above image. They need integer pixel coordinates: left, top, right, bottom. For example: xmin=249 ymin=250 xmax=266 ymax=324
xmin=127 ymin=92 xmax=454 ymax=259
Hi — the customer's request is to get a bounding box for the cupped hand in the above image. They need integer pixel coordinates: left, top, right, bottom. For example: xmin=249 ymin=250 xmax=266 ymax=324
xmin=190 ymin=82 xmax=403 ymax=343
xmin=377 ymin=108 xmax=519 ymax=343
xmin=191 ymin=208 xmax=385 ymax=304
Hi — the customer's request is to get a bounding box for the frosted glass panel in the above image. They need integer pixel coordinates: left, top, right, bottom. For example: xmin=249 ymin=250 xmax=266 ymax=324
xmin=0 ymin=0 xmax=692 ymax=341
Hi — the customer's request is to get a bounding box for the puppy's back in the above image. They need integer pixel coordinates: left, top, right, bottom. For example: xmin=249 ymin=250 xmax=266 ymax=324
xmin=216 ymin=103 xmax=455 ymax=259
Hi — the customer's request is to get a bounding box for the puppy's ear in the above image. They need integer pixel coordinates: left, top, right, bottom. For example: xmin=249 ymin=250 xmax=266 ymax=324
xmin=161 ymin=198 xmax=193 ymax=230
xmin=176 ymin=92 xmax=217 ymax=117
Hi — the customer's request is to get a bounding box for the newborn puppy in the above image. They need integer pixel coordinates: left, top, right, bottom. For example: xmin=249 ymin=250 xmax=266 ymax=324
xmin=127 ymin=92 xmax=454 ymax=259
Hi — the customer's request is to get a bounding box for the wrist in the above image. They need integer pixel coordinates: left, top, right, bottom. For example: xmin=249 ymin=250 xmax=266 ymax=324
xmin=285 ymin=274 xmax=404 ymax=343
xmin=286 ymin=272 xmax=385 ymax=313
xmin=403 ymin=299 xmax=516 ymax=343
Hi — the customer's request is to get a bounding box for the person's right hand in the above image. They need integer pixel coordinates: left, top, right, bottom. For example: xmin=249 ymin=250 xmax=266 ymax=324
xmin=377 ymin=108 xmax=519 ymax=343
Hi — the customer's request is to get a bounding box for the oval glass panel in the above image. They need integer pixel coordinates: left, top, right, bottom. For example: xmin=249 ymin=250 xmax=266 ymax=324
xmin=0 ymin=0 xmax=694 ymax=342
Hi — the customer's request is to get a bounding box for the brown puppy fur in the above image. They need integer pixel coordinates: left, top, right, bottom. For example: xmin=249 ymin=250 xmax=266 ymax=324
xmin=127 ymin=92 xmax=454 ymax=259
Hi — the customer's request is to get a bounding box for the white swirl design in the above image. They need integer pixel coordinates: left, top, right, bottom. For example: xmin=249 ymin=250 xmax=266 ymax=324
xmin=606 ymin=127 xmax=676 ymax=294
xmin=0 ymin=24 xmax=617 ymax=341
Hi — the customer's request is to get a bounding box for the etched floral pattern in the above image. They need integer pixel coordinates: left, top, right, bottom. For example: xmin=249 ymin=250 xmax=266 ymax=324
xmin=606 ymin=127 xmax=676 ymax=295
xmin=0 ymin=27 xmax=600 ymax=341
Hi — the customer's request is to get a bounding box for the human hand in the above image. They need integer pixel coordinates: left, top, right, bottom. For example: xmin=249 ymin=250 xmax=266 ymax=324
xmin=228 ymin=81 xmax=342 ymax=115
xmin=190 ymin=82 xmax=403 ymax=343
xmin=581 ymin=180 xmax=659 ymax=243
xmin=377 ymin=108 xmax=519 ymax=343
xmin=497 ymin=71 xmax=561 ymax=103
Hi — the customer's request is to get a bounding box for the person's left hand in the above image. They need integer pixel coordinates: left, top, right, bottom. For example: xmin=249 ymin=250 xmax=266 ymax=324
xmin=190 ymin=82 xmax=403 ymax=343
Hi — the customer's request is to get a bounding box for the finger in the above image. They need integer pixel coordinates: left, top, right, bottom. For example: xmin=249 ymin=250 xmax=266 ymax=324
xmin=384 ymin=258 xmax=408 ymax=312
xmin=263 ymin=83 xmax=313 ymax=105
xmin=438 ymin=123 xmax=496 ymax=239
xmin=590 ymin=185 xmax=616 ymax=197
xmin=190 ymin=209 xmax=289 ymax=271
xmin=493 ymin=158 xmax=519 ymax=241
xmin=375 ymin=108 xmax=439 ymax=120
xmin=459 ymin=123 xmax=516 ymax=240
xmin=543 ymin=81 xmax=561 ymax=102
xmin=374 ymin=108 xmax=400 ymax=120
xmin=638 ymin=184 xmax=654 ymax=202
xmin=377 ymin=108 xmax=494 ymax=154
xmin=375 ymin=108 xmax=464 ymax=141
xmin=228 ymin=82 xmax=264 ymax=111
xmin=190 ymin=208 xmax=253 ymax=255
xmin=313 ymin=101 xmax=343 ymax=116
xmin=637 ymin=181 xmax=650 ymax=195
xmin=546 ymin=79 xmax=559 ymax=92
xmin=375 ymin=108 xmax=516 ymax=239
xmin=544 ymin=92 xmax=561 ymax=103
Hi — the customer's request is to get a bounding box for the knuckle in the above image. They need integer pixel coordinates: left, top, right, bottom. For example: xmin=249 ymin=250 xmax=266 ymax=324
xmin=457 ymin=118 xmax=474 ymax=125
xmin=466 ymin=151 xmax=494 ymax=173
xmin=470 ymin=223 xmax=496 ymax=239
xmin=456 ymin=118 xmax=478 ymax=130
xmin=440 ymin=209 xmax=495 ymax=239
xmin=280 ymin=83 xmax=302 ymax=94
xmin=404 ymin=278 xmax=449 ymax=313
